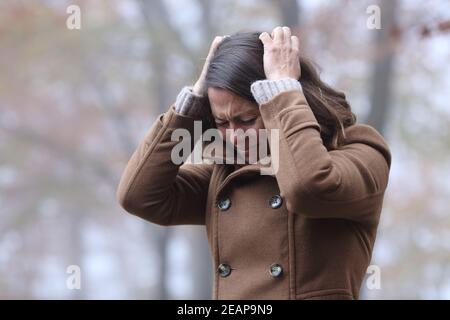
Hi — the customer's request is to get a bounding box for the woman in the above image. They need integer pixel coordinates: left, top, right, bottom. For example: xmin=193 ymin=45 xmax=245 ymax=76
xmin=117 ymin=27 xmax=391 ymax=300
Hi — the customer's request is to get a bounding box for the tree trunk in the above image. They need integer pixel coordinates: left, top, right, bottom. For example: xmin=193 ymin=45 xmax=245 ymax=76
xmin=366 ymin=0 xmax=398 ymax=135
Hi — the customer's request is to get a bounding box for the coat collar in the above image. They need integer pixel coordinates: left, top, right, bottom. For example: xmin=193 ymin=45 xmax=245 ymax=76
xmin=200 ymin=139 xmax=275 ymax=176
xmin=198 ymin=139 xmax=276 ymax=196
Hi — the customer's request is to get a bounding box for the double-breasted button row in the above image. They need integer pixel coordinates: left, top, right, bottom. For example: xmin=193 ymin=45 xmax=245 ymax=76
xmin=217 ymin=195 xmax=283 ymax=211
xmin=217 ymin=263 xmax=284 ymax=278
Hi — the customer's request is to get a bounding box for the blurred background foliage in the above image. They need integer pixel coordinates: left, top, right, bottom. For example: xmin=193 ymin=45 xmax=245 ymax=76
xmin=0 ymin=0 xmax=449 ymax=299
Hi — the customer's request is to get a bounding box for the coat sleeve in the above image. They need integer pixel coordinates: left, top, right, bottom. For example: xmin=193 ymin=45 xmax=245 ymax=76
xmin=259 ymin=89 xmax=392 ymax=223
xmin=116 ymin=105 xmax=213 ymax=226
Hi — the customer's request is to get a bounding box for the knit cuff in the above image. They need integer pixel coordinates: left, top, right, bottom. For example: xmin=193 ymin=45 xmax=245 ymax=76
xmin=250 ymin=77 xmax=302 ymax=105
xmin=175 ymin=86 xmax=208 ymax=118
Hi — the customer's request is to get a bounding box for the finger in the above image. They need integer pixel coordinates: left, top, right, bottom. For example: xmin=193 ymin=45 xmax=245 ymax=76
xmin=212 ymin=36 xmax=224 ymax=49
xmin=207 ymin=36 xmax=223 ymax=58
xmin=291 ymin=35 xmax=300 ymax=51
xmin=282 ymin=26 xmax=291 ymax=42
xmin=259 ymin=32 xmax=273 ymax=46
xmin=273 ymin=26 xmax=284 ymax=43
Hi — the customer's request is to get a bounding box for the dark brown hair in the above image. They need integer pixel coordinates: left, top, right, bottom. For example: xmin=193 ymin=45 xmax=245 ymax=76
xmin=203 ymin=31 xmax=357 ymax=150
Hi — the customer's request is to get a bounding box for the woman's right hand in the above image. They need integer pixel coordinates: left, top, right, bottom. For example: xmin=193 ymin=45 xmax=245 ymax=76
xmin=193 ymin=35 xmax=227 ymax=95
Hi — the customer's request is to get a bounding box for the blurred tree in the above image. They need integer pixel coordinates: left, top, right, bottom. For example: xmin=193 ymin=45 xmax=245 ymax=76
xmin=273 ymin=0 xmax=300 ymax=27
xmin=1 ymin=0 xmax=449 ymax=300
xmin=367 ymin=0 xmax=399 ymax=134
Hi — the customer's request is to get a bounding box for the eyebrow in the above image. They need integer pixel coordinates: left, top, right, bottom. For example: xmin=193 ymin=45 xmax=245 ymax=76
xmin=213 ymin=111 xmax=258 ymax=121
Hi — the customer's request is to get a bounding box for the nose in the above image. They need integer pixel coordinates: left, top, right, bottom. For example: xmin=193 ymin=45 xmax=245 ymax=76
xmin=224 ymin=124 xmax=240 ymax=147
xmin=227 ymin=125 xmax=252 ymax=150
xmin=229 ymin=128 xmax=239 ymax=146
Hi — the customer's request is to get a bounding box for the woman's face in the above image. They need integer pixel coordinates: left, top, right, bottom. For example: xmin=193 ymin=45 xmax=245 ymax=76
xmin=208 ymin=87 xmax=266 ymax=162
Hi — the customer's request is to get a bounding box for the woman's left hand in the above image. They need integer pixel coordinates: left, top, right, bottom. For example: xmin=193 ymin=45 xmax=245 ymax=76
xmin=259 ymin=26 xmax=301 ymax=81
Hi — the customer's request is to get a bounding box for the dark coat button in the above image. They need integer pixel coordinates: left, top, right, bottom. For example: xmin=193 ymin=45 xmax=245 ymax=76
xmin=217 ymin=198 xmax=231 ymax=211
xmin=269 ymin=263 xmax=283 ymax=277
xmin=218 ymin=263 xmax=232 ymax=277
xmin=269 ymin=195 xmax=283 ymax=209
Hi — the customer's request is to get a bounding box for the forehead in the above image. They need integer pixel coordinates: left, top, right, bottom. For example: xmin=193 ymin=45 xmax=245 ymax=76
xmin=208 ymin=87 xmax=257 ymax=116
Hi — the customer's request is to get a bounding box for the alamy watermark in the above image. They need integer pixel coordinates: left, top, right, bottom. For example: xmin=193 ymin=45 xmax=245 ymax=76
xmin=366 ymin=5 xmax=381 ymax=30
xmin=65 ymin=4 xmax=381 ymax=32
xmin=66 ymin=5 xmax=81 ymax=30
xmin=64 ymin=263 xmax=380 ymax=291
xmin=365 ymin=264 xmax=381 ymax=290
xmin=171 ymin=121 xmax=279 ymax=175
xmin=66 ymin=264 xmax=81 ymax=290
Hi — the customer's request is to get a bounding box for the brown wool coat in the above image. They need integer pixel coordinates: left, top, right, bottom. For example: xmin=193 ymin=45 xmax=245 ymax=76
xmin=117 ymin=89 xmax=392 ymax=300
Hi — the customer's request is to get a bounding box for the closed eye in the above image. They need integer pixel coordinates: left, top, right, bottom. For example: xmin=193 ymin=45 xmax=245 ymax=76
xmin=239 ymin=118 xmax=257 ymax=125
xmin=214 ymin=117 xmax=257 ymax=126
xmin=215 ymin=120 xmax=228 ymax=127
